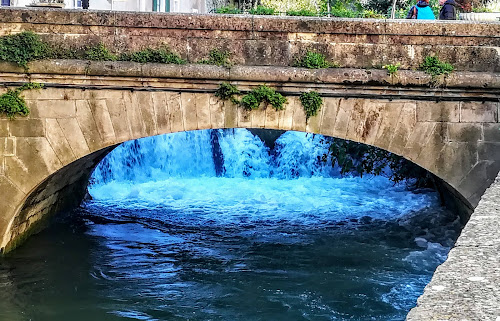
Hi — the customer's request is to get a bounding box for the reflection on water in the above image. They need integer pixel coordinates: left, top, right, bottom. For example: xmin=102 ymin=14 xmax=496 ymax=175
xmin=0 ymin=130 xmax=462 ymax=321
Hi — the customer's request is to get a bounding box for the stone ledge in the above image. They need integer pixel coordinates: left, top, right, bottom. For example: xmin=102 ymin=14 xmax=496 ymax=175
xmin=0 ymin=60 xmax=499 ymax=92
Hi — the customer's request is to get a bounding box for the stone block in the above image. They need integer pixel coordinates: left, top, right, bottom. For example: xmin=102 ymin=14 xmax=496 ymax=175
xmin=446 ymin=123 xmax=482 ymax=142
xmin=180 ymin=92 xmax=198 ymax=132
xmin=460 ymin=101 xmax=497 ymax=123
xmin=195 ymin=93 xmax=212 ymax=130
xmin=404 ymin=122 xmax=436 ymax=161
xmin=151 ymin=92 xmax=171 ymax=135
xmin=75 ymin=100 xmax=105 ymax=151
xmin=331 ymin=98 xmax=355 ymax=140
xmin=306 ymin=99 xmax=325 ymax=135
xmin=57 ymin=118 xmax=90 ymax=158
xmin=136 ymin=92 xmax=158 ymax=137
xmin=483 ymin=123 xmax=500 ymax=142
xmin=238 ymin=108 xmax=252 ymax=129
xmin=290 ymin=96 xmax=307 ymax=132
xmin=478 ymin=142 xmax=500 ymax=161
xmin=0 ymin=120 xmax=8 ymax=137
xmin=124 ymin=92 xmax=147 ymax=138
xmin=45 ymin=119 xmax=75 ymax=166
xmin=434 ymin=142 xmax=478 ymax=186
xmin=0 ymin=175 xmax=26 ymax=241
xmin=277 ymin=101 xmax=293 ymax=131
xmin=265 ymin=105 xmax=280 ymax=130
xmin=9 ymin=119 xmax=45 ymax=137
xmin=361 ymin=101 xmax=386 ymax=146
xmin=373 ymin=102 xmax=403 ymax=151
xmin=345 ymin=99 xmax=368 ymax=142
xmin=88 ymin=99 xmax=117 ymax=145
xmin=319 ymin=98 xmax=340 ymax=138
xmin=416 ymin=101 xmax=460 ymax=122
xmin=5 ymin=138 xmax=62 ymax=195
xmin=105 ymin=98 xmax=133 ymax=142
xmin=414 ymin=123 xmax=446 ymax=172
xmin=209 ymin=96 xmax=224 ymax=130
xmin=30 ymin=100 xmax=77 ymax=119
xmin=388 ymin=103 xmax=416 ymax=156
xmin=167 ymin=93 xmax=184 ymax=133
xmin=3 ymin=137 xmax=15 ymax=156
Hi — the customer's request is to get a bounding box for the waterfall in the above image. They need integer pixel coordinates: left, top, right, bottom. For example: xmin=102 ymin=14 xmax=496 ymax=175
xmin=91 ymin=129 xmax=338 ymax=185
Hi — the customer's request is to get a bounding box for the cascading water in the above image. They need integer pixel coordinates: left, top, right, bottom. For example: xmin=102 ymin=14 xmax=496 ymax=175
xmin=0 ymin=129 xmax=463 ymax=321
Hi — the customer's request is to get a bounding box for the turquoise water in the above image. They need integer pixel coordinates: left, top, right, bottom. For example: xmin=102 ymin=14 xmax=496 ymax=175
xmin=0 ymin=129 xmax=462 ymax=321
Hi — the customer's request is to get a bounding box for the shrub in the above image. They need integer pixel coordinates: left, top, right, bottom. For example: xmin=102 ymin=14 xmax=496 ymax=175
xmin=85 ymin=43 xmax=117 ymax=61
xmin=249 ymin=5 xmax=276 ymax=15
xmin=198 ymin=49 xmax=231 ymax=67
xmin=300 ymin=91 xmax=323 ymax=120
xmin=215 ymin=82 xmax=240 ymax=104
xmin=0 ymin=83 xmax=43 ymax=119
xmin=294 ymin=51 xmax=339 ymax=69
xmin=215 ymin=6 xmax=241 ymax=14
xmin=240 ymin=85 xmax=287 ymax=111
xmin=383 ymin=62 xmax=400 ymax=76
xmin=420 ymin=56 xmax=454 ymax=78
xmin=0 ymin=31 xmax=49 ymax=68
xmin=286 ymin=9 xmax=318 ymax=16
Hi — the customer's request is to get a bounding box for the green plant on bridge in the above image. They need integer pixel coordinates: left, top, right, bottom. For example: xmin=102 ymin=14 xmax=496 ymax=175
xmin=215 ymin=6 xmax=242 ymax=14
xmin=240 ymin=85 xmax=287 ymax=111
xmin=0 ymin=31 xmax=49 ymax=69
xmin=84 ymin=43 xmax=117 ymax=61
xmin=215 ymin=82 xmax=240 ymax=104
xmin=249 ymin=5 xmax=277 ymax=15
xmin=420 ymin=56 xmax=454 ymax=86
xmin=294 ymin=51 xmax=339 ymax=69
xmin=383 ymin=62 xmax=400 ymax=76
xmin=0 ymin=82 xmax=43 ymax=119
xmin=286 ymin=9 xmax=318 ymax=16
xmin=198 ymin=49 xmax=231 ymax=67
xmin=300 ymin=91 xmax=323 ymax=120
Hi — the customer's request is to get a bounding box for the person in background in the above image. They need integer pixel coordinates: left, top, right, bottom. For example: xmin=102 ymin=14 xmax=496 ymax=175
xmin=439 ymin=0 xmax=459 ymax=19
xmin=406 ymin=0 xmax=436 ymax=19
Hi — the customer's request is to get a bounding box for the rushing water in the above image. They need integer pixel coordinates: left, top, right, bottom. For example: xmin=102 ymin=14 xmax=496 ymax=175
xmin=0 ymin=129 xmax=462 ymax=321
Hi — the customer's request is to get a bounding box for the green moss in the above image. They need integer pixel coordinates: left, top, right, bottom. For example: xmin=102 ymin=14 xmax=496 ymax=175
xmin=198 ymin=49 xmax=231 ymax=67
xmin=215 ymin=82 xmax=240 ymax=104
xmin=0 ymin=31 xmax=49 ymax=69
xmin=241 ymin=85 xmax=287 ymax=111
xmin=120 ymin=46 xmax=185 ymax=64
xmin=300 ymin=91 xmax=323 ymax=120
xmin=0 ymin=82 xmax=43 ymax=119
xmin=293 ymin=51 xmax=339 ymax=69
xmin=249 ymin=5 xmax=276 ymax=15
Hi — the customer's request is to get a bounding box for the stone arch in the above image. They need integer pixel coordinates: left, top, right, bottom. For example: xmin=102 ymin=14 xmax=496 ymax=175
xmin=2 ymin=86 xmax=495 ymax=253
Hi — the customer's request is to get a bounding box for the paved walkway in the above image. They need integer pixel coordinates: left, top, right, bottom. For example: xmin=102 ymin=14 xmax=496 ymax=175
xmin=406 ymin=175 xmax=500 ymax=320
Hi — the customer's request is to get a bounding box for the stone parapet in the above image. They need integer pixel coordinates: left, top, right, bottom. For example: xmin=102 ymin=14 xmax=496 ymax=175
xmin=0 ymin=8 xmax=498 ymax=72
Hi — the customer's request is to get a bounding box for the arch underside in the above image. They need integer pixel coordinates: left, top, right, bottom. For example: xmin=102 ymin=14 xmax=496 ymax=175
xmin=0 ymin=88 xmax=498 ymax=253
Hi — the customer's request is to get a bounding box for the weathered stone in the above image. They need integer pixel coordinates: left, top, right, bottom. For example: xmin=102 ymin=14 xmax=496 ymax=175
xmin=9 ymin=119 xmax=45 ymax=137
xmin=416 ymin=101 xmax=460 ymax=122
xmin=290 ymin=96 xmax=307 ymax=132
xmin=88 ymin=99 xmax=117 ymax=145
xmin=180 ymin=92 xmax=198 ymax=132
xmin=209 ymin=96 xmax=224 ymax=130
xmin=124 ymin=92 xmax=147 ymax=138
xmin=388 ymin=102 xmax=417 ymax=156
xmin=460 ymin=101 xmax=498 ymax=123
xmin=75 ymin=100 xmax=105 ymax=151
xmin=331 ymin=98 xmax=355 ymax=140
xmin=483 ymin=123 xmax=500 ymax=142
xmin=3 ymin=137 xmax=15 ymax=156
xmin=195 ymin=93 xmax=212 ymax=130
xmin=319 ymin=98 xmax=340 ymax=138
xmin=45 ymin=119 xmax=76 ymax=166
xmin=404 ymin=122 xmax=436 ymax=161
xmin=0 ymin=121 xmax=8 ymax=137
xmin=30 ymin=100 xmax=76 ymax=119
xmin=167 ymin=93 xmax=184 ymax=133
xmin=151 ymin=92 xmax=170 ymax=135
xmin=105 ymin=98 xmax=133 ymax=142
xmin=373 ymin=102 xmax=403 ymax=151
xmin=446 ymin=123 xmax=482 ymax=142
xmin=136 ymin=92 xmax=158 ymax=137
xmin=57 ymin=118 xmax=90 ymax=158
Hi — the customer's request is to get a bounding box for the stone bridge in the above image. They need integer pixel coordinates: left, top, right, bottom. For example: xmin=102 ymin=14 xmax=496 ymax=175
xmin=0 ymin=8 xmax=499 ymax=259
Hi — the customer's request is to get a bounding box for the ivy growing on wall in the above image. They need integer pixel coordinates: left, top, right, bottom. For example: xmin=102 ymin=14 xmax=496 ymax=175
xmin=300 ymin=91 xmax=323 ymax=120
xmin=0 ymin=83 xmax=43 ymax=119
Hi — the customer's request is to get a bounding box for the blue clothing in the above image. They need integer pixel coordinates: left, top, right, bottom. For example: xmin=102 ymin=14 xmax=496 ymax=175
xmin=416 ymin=1 xmax=436 ymax=19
